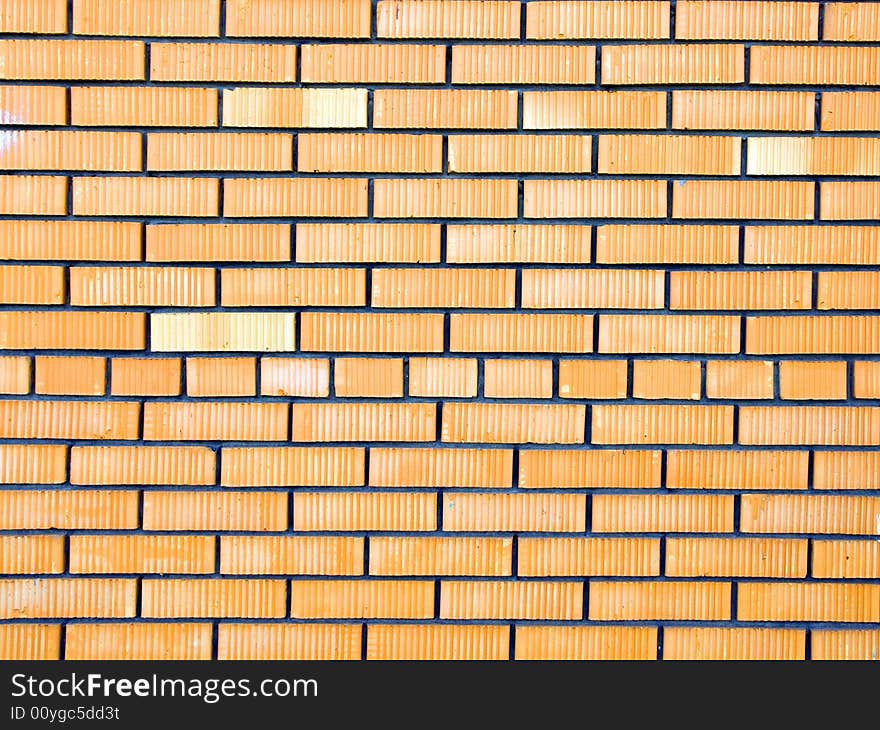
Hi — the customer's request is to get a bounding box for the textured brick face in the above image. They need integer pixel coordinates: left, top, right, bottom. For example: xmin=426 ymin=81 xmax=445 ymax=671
xmin=1 ymin=0 xmax=879 ymax=663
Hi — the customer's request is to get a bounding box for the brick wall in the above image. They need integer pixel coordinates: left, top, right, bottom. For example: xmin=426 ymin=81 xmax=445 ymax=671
xmin=1 ymin=0 xmax=880 ymax=660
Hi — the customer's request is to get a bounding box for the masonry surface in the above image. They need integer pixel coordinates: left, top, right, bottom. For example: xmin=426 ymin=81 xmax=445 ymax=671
xmin=2 ymin=0 xmax=880 ymax=661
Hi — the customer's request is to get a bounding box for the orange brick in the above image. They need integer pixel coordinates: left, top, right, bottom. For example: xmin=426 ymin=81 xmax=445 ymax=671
xmin=825 ymin=3 xmax=880 ymax=41
xmin=379 ymin=0 xmax=519 ymax=38
xmin=749 ymin=137 xmax=880 ymax=176
xmin=73 ymin=177 xmax=218 ymax=217
xmin=599 ymin=134 xmax=739 ymax=175
xmin=72 ymin=86 xmax=218 ymax=127
xmin=812 ymin=630 xmax=880 ymax=660
xmin=813 ymin=540 xmax=880 ymax=579
xmin=219 ymin=624 xmax=361 ymax=660
xmin=670 ymin=271 xmax=811 ymax=310
xmin=752 ymin=46 xmax=880 ymax=85
xmin=70 ymin=445 xmax=214 ymax=486
xmin=558 ymin=360 xmax=628 ymax=399
xmin=151 ymin=312 xmax=297 ymax=352
xmin=144 ymin=402 xmax=287 ymax=441
xmin=453 ymin=45 xmax=594 ymax=84
xmin=522 ymin=269 xmax=664 ymax=309
xmin=224 ymin=178 xmax=367 ymax=218
xmin=335 ymin=357 xmax=403 ymax=398
xmin=111 ymin=358 xmax=181 ymax=396
xmin=291 ymin=580 xmax=433 ymax=619
xmin=0 ymin=130 xmax=141 ymax=171
xmin=603 ymin=44 xmax=744 ymax=84
xmin=745 ymin=225 xmax=880 ymax=265
xmin=368 ymin=625 xmax=509 ymax=660
xmin=373 ymin=268 xmax=513 ymax=309
xmin=823 ymin=182 xmax=880 ymax=221
xmin=221 ymin=268 xmax=364 ymax=307
xmin=738 ymin=583 xmax=880 ymax=622
xmin=150 ymin=42 xmax=296 ymax=82
xmin=0 ymin=312 xmax=145 ymax=350
xmin=0 ymin=579 xmax=136 ymax=618
xmin=221 ymin=446 xmax=364 ymax=487
xmin=442 ymin=403 xmax=585 ymax=444
xmin=0 ymin=86 xmax=66 ymax=125
xmin=69 ymin=535 xmax=214 ymax=574
xmin=855 ymin=361 xmax=880 ymax=398
xmin=70 ymin=266 xmax=215 ymax=306
xmin=449 ymin=134 xmax=592 ymax=174
xmin=66 ymin=624 xmax=211 ymax=660
xmin=408 ymin=357 xmax=477 ymax=398
xmin=484 ymin=359 xmax=552 ymax=399
xmin=226 ymin=0 xmax=371 ymax=37
xmin=676 ymin=1 xmax=818 ymax=40
xmin=672 ymin=90 xmax=814 ymax=131
xmin=673 ymin=180 xmax=814 ymax=220
xmin=299 ymin=133 xmax=440 ymax=173
xmin=292 ymin=403 xmax=434 ymax=442
xmin=518 ymin=449 xmax=661 ymax=489
xmin=186 ymin=357 xmax=256 ymax=397
xmin=142 ymin=579 xmax=285 ymax=618
xmin=0 ymin=356 xmax=29 ymax=394
xmin=147 ymin=224 xmax=289 ymax=262
xmin=822 ymin=92 xmax=880 ymax=131
xmin=600 ymin=314 xmax=740 ymax=354
xmin=0 ymin=175 xmax=66 ymax=214
xmin=443 ymin=493 xmax=586 ymax=532
xmin=260 ymin=358 xmax=330 ymax=397
xmin=705 ymin=360 xmax=774 ymax=400
xmin=665 ymin=538 xmax=808 ymax=578
xmin=300 ymin=313 xmax=444 ymax=353
xmin=0 ymin=444 xmax=66 ymax=484
xmin=0 ymin=0 xmax=66 ymax=33
xmin=0 ymin=221 xmax=141 ymax=262
xmin=523 ymin=90 xmax=666 ymax=130
xmin=34 ymin=356 xmax=105 ymax=396
xmin=294 ymin=492 xmax=437 ymax=532
xmin=597 ymin=225 xmax=738 ymax=265
xmin=516 ymin=626 xmax=658 ymax=660
xmin=374 ymin=178 xmax=516 ymax=218
xmin=450 ymin=313 xmax=593 ymax=353
xmin=0 ymin=40 xmax=144 ymax=80
xmin=148 ymin=132 xmax=292 ymax=172
xmin=525 ymin=179 xmax=666 ymax=218
xmin=664 ymin=628 xmax=805 ymax=660
xmin=296 ymin=223 xmax=439 ymax=263
xmin=0 ymin=625 xmax=60 ymax=660
xmin=518 ymin=537 xmax=660 ymax=577
xmin=526 ymin=1 xmax=669 ymax=39
xmin=814 ymin=451 xmax=880 ymax=490
xmin=667 ymin=450 xmax=809 ymax=490
xmin=370 ymin=537 xmax=512 ymax=576
xmin=0 ymin=265 xmax=64 ymax=304
xmin=220 ymin=536 xmax=363 ymax=576
xmin=779 ymin=361 xmax=847 ymax=400
xmin=302 ymin=44 xmax=445 ymax=83
xmin=741 ymin=494 xmax=880 ymax=535
xmin=592 ymin=404 xmax=733 ymax=445
xmin=747 ymin=315 xmax=880 ymax=354
xmin=369 ymin=447 xmax=512 ymax=488
xmin=446 ymin=224 xmax=591 ymax=264
xmin=74 ymin=0 xmax=220 ymax=36
xmin=632 ymin=360 xmax=701 ymax=400
xmin=441 ymin=580 xmax=582 ymax=620
xmin=593 ymin=495 xmax=734 ymax=533
xmin=0 ymin=400 xmax=139 ymax=440
xmin=740 ymin=406 xmax=880 ymax=445
xmin=374 ymin=89 xmax=517 ymax=129
xmin=0 ymin=535 xmax=64 ymax=574
xmin=222 ymin=88 xmax=367 ymax=128
xmin=0 ymin=490 xmax=137 ymax=530
xmin=819 ymin=272 xmax=880 ymax=310
xmin=589 ymin=581 xmax=731 ymax=620
xmin=143 ymin=491 xmax=286 ymax=531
